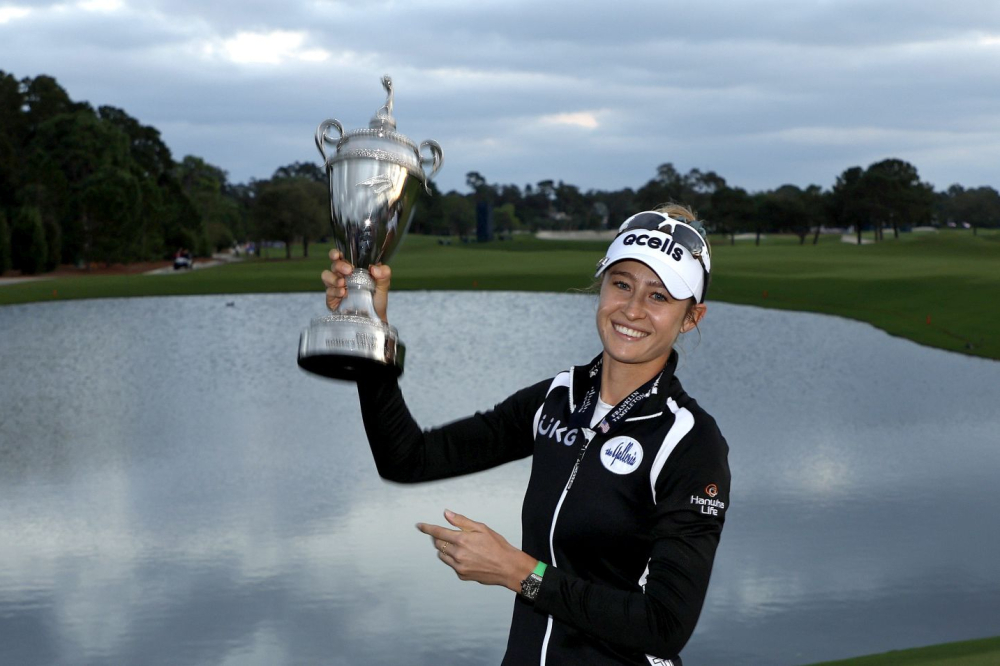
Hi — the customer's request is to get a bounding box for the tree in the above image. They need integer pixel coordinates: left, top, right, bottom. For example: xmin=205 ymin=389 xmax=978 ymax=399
xmin=710 ymin=186 xmax=754 ymax=245
xmin=25 ymin=108 xmax=132 ymax=264
xmin=79 ymin=166 xmax=142 ymax=264
xmin=42 ymin=215 xmax=61 ymax=270
xmin=443 ymin=193 xmax=475 ymax=238
xmin=554 ymin=181 xmax=592 ymax=228
xmin=942 ymin=185 xmax=1000 ymax=235
xmin=466 ymin=170 xmax=488 ymax=194
xmin=635 ymin=163 xmax=691 ymax=210
xmin=862 ymin=159 xmax=933 ymax=240
xmin=590 ymin=187 xmax=636 ymax=230
xmin=409 ymin=180 xmax=447 ymax=235
xmin=0 ymin=210 xmax=11 ymax=274
xmin=831 ymin=166 xmax=868 ymax=244
xmin=274 ymin=161 xmax=324 ymax=183
xmin=801 ymin=184 xmax=831 ymax=245
xmin=757 ymin=186 xmax=809 ymax=244
xmin=98 ymin=105 xmax=174 ymax=179
xmin=251 ymin=177 xmax=326 ymax=259
xmin=20 ymin=74 xmax=85 ymax=138
xmin=270 ymin=169 xmax=328 ymax=257
xmin=493 ymin=203 xmax=521 ymax=236
xmin=174 ymin=155 xmax=235 ymax=255
xmin=519 ymin=182 xmax=553 ymax=231
xmin=10 ymin=206 xmax=47 ymax=274
xmin=158 ymin=174 xmax=204 ymax=259
xmin=0 ymin=72 xmax=23 ymax=210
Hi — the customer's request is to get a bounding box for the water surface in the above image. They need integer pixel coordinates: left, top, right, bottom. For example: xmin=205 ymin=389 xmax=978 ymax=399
xmin=1 ymin=293 xmax=998 ymax=665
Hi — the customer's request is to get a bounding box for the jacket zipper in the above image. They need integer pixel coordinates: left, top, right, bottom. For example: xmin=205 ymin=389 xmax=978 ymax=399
xmin=541 ymin=429 xmax=596 ymax=666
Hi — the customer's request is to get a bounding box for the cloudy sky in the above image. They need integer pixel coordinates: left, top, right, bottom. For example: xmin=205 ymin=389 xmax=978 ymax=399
xmin=2 ymin=0 xmax=999 ymax=195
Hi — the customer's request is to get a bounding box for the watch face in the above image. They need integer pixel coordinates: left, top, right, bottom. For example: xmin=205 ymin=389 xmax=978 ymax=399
xmin=521 ymin=573 xmax=542 ymax=600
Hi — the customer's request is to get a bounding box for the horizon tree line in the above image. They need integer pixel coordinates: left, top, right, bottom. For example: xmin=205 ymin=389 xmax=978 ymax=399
xmin=2 ymin=71 xmax=998 ymax=276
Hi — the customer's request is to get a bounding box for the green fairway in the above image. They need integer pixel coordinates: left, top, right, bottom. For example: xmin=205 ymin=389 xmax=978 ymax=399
xmin=804 ymin=635 xmax=1000 ymax=665
xmin=2 ymin=229 xmax=998 ymax=360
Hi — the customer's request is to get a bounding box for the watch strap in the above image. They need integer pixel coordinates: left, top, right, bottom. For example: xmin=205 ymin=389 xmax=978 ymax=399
xmin=520 ymin=561 xmax=547 ymax=601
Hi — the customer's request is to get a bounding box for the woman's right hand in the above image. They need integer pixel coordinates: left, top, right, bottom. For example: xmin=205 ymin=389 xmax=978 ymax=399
xmin=321 ymin=249 xmax=392 ymax=324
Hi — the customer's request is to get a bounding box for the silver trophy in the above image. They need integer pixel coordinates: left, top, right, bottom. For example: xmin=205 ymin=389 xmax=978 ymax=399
xmin=298 ymin=76 xmax=443 ymax=380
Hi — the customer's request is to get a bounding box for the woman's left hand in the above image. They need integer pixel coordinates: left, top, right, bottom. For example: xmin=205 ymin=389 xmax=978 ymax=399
xmin=416 ymin=510 xmax=537 ymax=593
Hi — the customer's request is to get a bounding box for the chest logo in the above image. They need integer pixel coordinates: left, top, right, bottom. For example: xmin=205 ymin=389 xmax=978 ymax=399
xmin=538 ymin=413 xmax=578 ymax=446
xmin=600 ymin=437 xmax=643 ymax=475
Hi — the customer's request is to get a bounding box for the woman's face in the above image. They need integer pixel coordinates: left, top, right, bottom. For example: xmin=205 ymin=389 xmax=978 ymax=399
xmin=596 ymin=260 xmax=705 ymax=373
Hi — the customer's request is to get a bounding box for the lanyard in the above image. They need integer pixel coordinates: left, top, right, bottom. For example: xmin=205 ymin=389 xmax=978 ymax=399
xmin=568 ymin=356 xmax=664 ymax=435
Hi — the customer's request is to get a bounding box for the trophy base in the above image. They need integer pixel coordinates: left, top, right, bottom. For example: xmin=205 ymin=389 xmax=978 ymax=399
xmin=297 ymin=314 xmax=405 ymax=381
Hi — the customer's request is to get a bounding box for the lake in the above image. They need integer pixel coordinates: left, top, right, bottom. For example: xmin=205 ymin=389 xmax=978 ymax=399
xmin=1 ymin=292 xmax=998 ymax=665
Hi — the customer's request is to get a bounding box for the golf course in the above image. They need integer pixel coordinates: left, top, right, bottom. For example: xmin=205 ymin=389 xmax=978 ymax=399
xmin=2 ymin=228 xmax=998 ymax=362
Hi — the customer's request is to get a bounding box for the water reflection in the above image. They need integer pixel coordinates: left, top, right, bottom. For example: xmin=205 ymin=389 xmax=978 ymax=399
xmin=1 ymin=293 xmax=998 ymax=665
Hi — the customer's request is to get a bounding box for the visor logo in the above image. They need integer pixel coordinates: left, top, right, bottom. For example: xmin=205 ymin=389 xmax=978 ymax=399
xmin=621 ymin=233 xmax=684 ymax=261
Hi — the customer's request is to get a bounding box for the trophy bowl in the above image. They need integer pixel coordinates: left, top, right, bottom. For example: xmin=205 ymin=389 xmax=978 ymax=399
xmin=298 ymin=76 xmax=442 ymax=380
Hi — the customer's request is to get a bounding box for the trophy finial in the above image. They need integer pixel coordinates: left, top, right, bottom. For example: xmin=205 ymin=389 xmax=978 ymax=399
xmin=371 ymin=75 xmax=396 ymax=130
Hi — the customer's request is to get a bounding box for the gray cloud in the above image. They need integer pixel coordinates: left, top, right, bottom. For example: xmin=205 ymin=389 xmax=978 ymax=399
xmin=2 ymin=0 xmax=998 ymax=192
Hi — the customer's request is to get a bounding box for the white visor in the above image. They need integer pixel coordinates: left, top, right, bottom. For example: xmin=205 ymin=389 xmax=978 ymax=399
xmin=594 ymin=219 xmax=710 ymax=303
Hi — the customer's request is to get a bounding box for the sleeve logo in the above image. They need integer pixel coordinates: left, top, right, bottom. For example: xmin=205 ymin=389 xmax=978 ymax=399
xmin=690 ymin=483 xmax=725 ymax=516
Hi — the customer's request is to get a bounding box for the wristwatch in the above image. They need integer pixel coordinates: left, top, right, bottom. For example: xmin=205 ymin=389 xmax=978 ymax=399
xmin=520 ymin=562 xmax=547 ymax=601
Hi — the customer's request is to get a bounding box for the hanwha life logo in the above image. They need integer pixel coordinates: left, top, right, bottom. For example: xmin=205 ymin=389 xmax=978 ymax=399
xmin=600 ymin=437 xmax=643 ymax=475
xmin=705 ymin=483 xmax=719 ymax=498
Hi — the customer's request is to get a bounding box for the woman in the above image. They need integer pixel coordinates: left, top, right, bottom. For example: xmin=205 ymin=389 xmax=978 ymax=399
xmin=322 ymin=205 xmax=730 ymax=666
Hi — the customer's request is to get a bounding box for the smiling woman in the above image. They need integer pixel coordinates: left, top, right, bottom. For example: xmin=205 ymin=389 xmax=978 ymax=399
xmin=321 ymin=204 xmax=730 ymax=665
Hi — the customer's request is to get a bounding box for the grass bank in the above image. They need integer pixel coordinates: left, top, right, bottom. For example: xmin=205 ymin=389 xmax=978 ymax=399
xmin=2 ymin=229 xmax=998 ymax=360
xmin=805 ymin=635 xmax=1000 ymax=665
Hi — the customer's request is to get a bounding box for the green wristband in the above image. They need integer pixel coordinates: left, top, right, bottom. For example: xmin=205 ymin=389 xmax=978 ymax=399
xmin=532 ymin=561 xmax=547 ymax=577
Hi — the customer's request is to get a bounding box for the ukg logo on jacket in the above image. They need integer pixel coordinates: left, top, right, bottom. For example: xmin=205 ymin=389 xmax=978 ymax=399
xmin=538 ymin=412 xmax=579 ymax=446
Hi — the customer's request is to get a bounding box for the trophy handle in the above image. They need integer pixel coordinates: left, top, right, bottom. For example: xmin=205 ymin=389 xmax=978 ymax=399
xmin=419 ymin=140 xmax=444 ymax=185
xmin=315 ymin=119 xmax=345 ymax=164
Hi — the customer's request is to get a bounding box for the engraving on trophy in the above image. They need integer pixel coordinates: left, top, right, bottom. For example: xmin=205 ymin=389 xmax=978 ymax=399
xmin=355 ymin=332 xmax=377 ymax=350
xmin=326 ymin=337 xmax=354 ymax=350
xmin=297 ymin=75 xmax=443 ymax=381
xmin=357 ymin=174 xmax=394 ymax=195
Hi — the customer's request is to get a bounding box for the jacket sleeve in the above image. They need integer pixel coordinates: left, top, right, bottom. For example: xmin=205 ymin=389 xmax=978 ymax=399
xmin=356 ymin=374 xmax=550 ymax=483
xmin=532 ymin=418 xmax=731 ymax=659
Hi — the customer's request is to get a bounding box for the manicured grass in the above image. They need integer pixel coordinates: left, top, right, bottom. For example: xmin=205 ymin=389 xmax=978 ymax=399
xmin=2 ymin=229 xmax=998 ymax=360
xmin=804 ymin=635 xmax=1000 ymax=665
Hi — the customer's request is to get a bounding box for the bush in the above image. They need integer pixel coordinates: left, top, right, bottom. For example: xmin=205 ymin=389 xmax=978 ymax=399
xmin=10 ymin=206 xmax=48 ymax=275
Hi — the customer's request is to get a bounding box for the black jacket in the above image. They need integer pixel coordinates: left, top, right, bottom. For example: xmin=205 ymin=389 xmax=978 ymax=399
xmin=357 ymin=351 xmax=730 ymax=665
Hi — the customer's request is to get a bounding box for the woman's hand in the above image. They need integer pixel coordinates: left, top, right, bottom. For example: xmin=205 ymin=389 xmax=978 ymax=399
xmin=320 ymin=249 xmax=392 ymax=323
xmin=416 ymin=510 xmax=538 ymax=593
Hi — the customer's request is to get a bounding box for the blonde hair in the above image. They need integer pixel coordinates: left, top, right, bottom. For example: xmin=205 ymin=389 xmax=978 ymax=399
xmin=655 ymin=203 xmax=710 ymax=245
xmin=655 ymin=203 xmax=697 ymax=222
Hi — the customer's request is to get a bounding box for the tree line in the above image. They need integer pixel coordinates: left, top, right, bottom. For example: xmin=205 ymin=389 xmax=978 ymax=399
xmin=0 ymin=71 xmax=329 ymax=275
xmin=2 ymin=71 xmax=998 ymax=276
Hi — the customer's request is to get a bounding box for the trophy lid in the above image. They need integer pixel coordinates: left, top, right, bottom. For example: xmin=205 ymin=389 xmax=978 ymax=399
xmin=315 ymin=75 xmax=443 ymax=185
xmin=369 ymin=75 xmax=397 ymax=131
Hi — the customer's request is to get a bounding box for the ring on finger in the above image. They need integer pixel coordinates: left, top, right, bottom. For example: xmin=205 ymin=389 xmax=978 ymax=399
xmin=439 ymin=542 xmax=448 ymax=553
